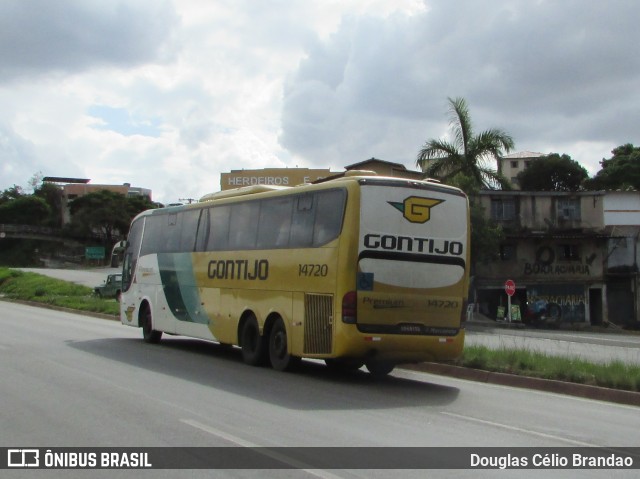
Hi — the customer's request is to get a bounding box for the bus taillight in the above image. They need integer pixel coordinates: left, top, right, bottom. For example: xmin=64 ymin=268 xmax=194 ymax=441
xmin=342 ymin=291 xmax=357 ymax=324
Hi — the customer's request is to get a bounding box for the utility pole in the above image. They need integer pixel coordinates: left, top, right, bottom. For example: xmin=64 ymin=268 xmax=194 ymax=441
xmin=179 ymin=198 xmax=196 ymax=204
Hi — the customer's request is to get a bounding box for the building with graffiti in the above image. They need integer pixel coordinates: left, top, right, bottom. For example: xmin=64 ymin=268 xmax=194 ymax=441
xmin=474 ymin=190 xmax=640 ymax=328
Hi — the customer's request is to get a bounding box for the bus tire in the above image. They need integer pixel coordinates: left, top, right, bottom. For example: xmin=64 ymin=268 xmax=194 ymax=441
xmin=141 ymin=306 xmax=162 ymax=344
xmin=269 ymin=317 xmax=300 ymax=371
xmin=240 ymin=315 xmax=267 ymax=366
xmin=365 ymin=360 xmax=395 ymax=378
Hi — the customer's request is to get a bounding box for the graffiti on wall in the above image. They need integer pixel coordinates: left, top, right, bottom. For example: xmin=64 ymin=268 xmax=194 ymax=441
xmin=526 ymin=284 xmax=586 ymax=323
xmin=523 ymin=246 xmax=597 ymax=276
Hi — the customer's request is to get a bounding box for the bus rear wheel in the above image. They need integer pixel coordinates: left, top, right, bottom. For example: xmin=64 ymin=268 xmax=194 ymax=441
xmin=141 ymin=307 xmax=162 ymax=344
xmin=269 ymin=317 xmax=300 ymax=371
xmin=240 ymin=315 xmax=267 ymax=366
xmin=365 ymin=360 xmax=395 ymax=378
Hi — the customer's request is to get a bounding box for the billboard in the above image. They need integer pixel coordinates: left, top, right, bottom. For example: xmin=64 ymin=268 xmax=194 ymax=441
xmin=220 ymin=168 xmax=337 ymax=191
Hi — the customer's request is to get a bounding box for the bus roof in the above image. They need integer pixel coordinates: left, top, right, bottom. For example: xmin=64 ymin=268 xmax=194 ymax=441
xmin=199 ymin=185 xmax=289 ymax=202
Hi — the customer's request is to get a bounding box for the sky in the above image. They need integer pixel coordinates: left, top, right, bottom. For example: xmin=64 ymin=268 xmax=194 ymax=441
xmin=1 ymin=0 xmax=638 ymax=205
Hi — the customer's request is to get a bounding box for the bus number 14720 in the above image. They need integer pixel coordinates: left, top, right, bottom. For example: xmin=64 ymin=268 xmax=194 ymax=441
xmin=298 ymin=264 xmax=329 ymax=277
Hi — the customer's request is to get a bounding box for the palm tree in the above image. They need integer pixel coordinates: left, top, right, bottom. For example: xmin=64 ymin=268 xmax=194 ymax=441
xmin=416 ymin=97 xmax=514 ymax=190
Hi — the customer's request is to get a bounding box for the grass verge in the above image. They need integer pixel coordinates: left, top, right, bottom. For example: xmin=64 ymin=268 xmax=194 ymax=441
xmin=0 ymin=267 xmax=119 ymax=316
xmin=459 ymin=345 xmax=640 ymax=393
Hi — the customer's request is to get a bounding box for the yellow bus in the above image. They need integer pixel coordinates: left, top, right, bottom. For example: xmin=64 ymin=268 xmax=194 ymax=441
xmin=120 ymin=172 xmax=470 ymax=377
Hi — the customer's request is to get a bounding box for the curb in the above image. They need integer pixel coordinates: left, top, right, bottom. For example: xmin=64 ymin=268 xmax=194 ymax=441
xmin=404 ymin=363 xmax=640 ymax=407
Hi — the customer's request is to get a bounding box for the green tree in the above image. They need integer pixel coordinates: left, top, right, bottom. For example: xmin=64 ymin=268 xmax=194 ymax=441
xmin=0 ymin=185 xmax=24 ymax=205
xmin=67 ymin=190 xmax=157 ymax=245
xmin=67 ymin=190 xmax=130 ymax=245
xmin=125 ymin=195 xmax=158 ymax=219
xmin=0 ymin=195 xmax=51 ymax=225
xmin=34 ymin=182 xmax=64 ymax=228
xmin=416 ymin=97 xmax=514 ymax=190
xmin=584 ymin=144 xmax=640 ymax=191
xmin=516 ymin=153 xmax=588 ymax=191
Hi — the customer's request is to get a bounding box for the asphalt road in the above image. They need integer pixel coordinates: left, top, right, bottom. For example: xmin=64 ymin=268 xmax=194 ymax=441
xmin=18 ymin=267 xmax=640 ymax=365
xmin=18 ymin=267 xmax=121 ymax=289
xmin=1 ymin=302 xmax=639 ymax=478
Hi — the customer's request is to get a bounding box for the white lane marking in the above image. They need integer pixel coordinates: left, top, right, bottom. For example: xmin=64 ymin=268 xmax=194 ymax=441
xmin=181 ymin=419 xmax=344 ymax=479
xmin=441 ymin=411 xmax=596 ymax=447
xmin=442 ymin=412 xmax=640 ymax=460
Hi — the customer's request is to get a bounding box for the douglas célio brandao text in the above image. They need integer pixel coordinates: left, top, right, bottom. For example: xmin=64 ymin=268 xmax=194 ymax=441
xmin=470 ymin=452 xmax=634 ymax=469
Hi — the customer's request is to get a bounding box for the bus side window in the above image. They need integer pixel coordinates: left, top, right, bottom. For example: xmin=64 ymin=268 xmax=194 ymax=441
xmin=165 ymin=213 xmax=181 ymax=252
xmin=229 ymin=201 xmax=260 ymax=250
xmin=257 ymin=196 xmax=293 ymax=249
xmin=123 ymin=218 xmax=144 ymax=291
xmin=140 ymin=215 xmax=163 ymax=256
xmin=208 ymin=206 xmax=231 ymax=251
xmin=194 ymin=209 xmax=209 ymax=252
xmin=290 ymin=194 xmax=315 ymax=248
xmin=180 ymin=209 xmax=201 ymax=252
xmin=313 ymin=189 xmax=346 ymax=246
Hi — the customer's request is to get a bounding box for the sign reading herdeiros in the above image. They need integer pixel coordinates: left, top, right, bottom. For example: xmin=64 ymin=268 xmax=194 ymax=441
xmin=220 ymin=168 xmax=338 ymax=191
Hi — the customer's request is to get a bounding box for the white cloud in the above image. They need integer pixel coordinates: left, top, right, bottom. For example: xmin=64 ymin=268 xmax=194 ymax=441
xmin=0 ymin=0 xmax=179 ymax=82
xmin=0 ymin=0 xmax=638 ymax=204
xmin=282 ymin=0 xmax=640 ymax=175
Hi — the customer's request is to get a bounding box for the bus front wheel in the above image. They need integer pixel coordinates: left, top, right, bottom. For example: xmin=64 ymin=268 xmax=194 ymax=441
xmin=141 ymin=307 xmax=162 ymax=344
xmin=240 ymin=315 xmax=267 ymax=366
xmin=269 ymin=317 xmax=300 ymax=371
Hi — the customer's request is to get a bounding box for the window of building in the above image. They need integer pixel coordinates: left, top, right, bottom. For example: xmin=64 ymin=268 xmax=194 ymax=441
xmin=557 ymin=244 xmax=580 ymax=261
xmin=510 ymin=161 xmax=519 ymax=168
xmin=490 ymin=197 xmax=516 ymax=221
xmin=557 ymin=198 xmax=581 ymax=220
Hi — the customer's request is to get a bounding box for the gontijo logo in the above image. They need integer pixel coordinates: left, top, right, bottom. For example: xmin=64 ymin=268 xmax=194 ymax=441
xmin=388 ymin=196 xmax=444 ymax=224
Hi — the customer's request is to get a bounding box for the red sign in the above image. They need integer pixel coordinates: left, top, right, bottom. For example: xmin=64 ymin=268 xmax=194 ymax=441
xmin=504 ymin=279 xmax=516 ymax=297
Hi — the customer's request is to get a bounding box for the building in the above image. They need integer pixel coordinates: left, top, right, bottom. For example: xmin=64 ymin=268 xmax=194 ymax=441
xmin=220 ymin=160 xmax=424 ymax=190
xmin=314 ymin=158 xmax=424 ymax=183
xmin=602 ymin=191 xmax=640 ymax=325
xmin=497 ymin=151 xmax=547 ymax=189
xmin=220 ymin=168 xmax=340 ymax=191
xmin=43 ymin=177 xmax=152 ymax=224
xmin=474 ymin=189 xmax=640 ymax=327
xmin=345 ymin=158 xmax=424 ymax=180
